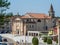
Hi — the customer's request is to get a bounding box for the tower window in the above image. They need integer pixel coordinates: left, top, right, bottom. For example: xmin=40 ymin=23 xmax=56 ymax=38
xmin=37 ymin=19 xmax=41 ymax=22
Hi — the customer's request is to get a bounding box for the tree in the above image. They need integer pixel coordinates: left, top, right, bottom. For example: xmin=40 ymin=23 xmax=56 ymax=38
xmin=0 ymin=14 xmax=5 ymax=25
xmin=0 ymin=0 xmax=10 ymax=26
xmin=5 ymin=13 xmax=13 ymax=25
xmin=0 ymin=0 xmax=10 ymax=14
xmin=5 ymin=12 xmax=13 ymax=18
xmin=32 ymin=37 xmax=39 ymax=45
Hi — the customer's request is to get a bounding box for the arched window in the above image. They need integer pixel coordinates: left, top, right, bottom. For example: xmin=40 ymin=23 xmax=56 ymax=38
xmin=37 ymin=19 xmax=41 ymax=22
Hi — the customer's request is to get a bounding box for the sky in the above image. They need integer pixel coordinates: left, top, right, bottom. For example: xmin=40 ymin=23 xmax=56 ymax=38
xmin=6 ymin=0 xmax=60 ymax=16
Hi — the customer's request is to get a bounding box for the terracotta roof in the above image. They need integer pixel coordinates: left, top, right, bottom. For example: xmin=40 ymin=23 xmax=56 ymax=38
xmin=21 ymin=13 xmax=51 ymax=19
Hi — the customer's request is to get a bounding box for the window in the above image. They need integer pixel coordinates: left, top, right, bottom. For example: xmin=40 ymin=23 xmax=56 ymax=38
xmin=53 ymin=21 xmax=55 ymax=23
xmin=27 ymin=19 xmax=29 ymax=22
xmin=26 ymin=32 xmax=27 ymax=35
xmin=16 ymin=30 xmax=19 ymax=34
xmin=45 ymin=26 xmax=48 ymax=30
xmin=3 ymin=39 xmax=7 ymax=42
xmin=32 ymin=25 xmax=34 ymax=28
xmin=36 ymin=33 xmax=38 ymax=36
xmin=2 ymin=27 xmax=4 ymax=29
xmin=30 ymin=25 xmax=31 ymax=28
xmin=44 ymin=26 xmax=48 ymax=30
xmin=29 ymin=33 xmax=31 ymax=36
xmin=7 ymin=27 xmax=9 ymax=29
xmin=37 ymin=19 xmax=41 ymax=22
xmin=29 ymin=25 xmax=34 ymax=28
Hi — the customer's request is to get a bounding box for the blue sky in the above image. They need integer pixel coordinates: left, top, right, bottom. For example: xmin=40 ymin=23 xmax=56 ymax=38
xmin=6 ymin=0 xmax=60 ymax=16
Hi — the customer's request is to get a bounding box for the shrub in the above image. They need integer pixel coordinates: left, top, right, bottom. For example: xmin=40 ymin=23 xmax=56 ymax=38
xmin=56 ymin=38 xmax=58 ymax=43
xmin=47 ymin=38 xmax=52 ymax=44
xmin=43 ymin=37 xmax=47 ymax=43
xmin=32 ymin=37 xmax=39 ymax=45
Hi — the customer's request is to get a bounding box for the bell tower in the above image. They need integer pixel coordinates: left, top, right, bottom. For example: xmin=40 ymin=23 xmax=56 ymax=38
xmin=48 ymin=4 xmax=55 ymax=18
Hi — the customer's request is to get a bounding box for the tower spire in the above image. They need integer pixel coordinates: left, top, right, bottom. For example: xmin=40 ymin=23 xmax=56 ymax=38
xmin=48 ymin=4 xmax=55 ymax=18
xmin=50 ymin=4 xmax=54 ymax=12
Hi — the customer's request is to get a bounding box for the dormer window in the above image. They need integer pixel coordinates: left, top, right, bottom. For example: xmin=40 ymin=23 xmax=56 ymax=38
xmin=37 ymin=19 xmax=41 ymax=22
xmin=26 ymin=19 xmax=31 ymax=22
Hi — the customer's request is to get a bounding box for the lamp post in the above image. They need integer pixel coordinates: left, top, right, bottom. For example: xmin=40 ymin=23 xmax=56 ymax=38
xmin=58 ymin=22 xmax=60 ymax=45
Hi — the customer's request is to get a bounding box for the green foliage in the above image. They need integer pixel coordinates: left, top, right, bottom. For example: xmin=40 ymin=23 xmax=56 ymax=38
xmin=6 ymin=12 xmax=13 ymax=18
xmin=56 ymin=38 xmax=58 ymax=43
xmin=43 ymin=37 xmax=47 ymax=42
xmin=0 ymin=13 xmax=13 ymax=27
xmin=0 ymin=0 xmax=10 ymax=13
xmin=0 ymin=14 xmax=5 ymax=25
xmin=32 ymin=37 xmax=39 ymax=45
xmin=39 ymin=33 xmax=43 ymax=37
xmin=0 ymin=0 xmax=10 ymax=8
xmin=0 ymin=0 xmax=11 ymax=27
xmin=47 ymin=38 xmax=52 ymax=44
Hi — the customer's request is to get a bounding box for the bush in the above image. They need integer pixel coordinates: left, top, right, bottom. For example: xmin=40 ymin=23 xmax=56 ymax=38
xmin=47 ymin=38 xmax=52 ymax=44
xmin=56 ymin=38 xmax=58 ymax=43
xmin=32 ymin=37 xmax=39 ymax=45
xmin=43 ymin=37 xmax=47 ymax=43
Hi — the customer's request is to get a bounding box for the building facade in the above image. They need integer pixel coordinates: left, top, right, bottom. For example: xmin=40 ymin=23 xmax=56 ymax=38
xmin=11 ymin=5 xmax=57 ymax=36
xmin=0 ymin=4 xmax=57 ymax=36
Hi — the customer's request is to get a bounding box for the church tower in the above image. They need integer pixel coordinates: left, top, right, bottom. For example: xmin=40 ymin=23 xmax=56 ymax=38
xmin=48 ymin=4 xmax=55 ymax=18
